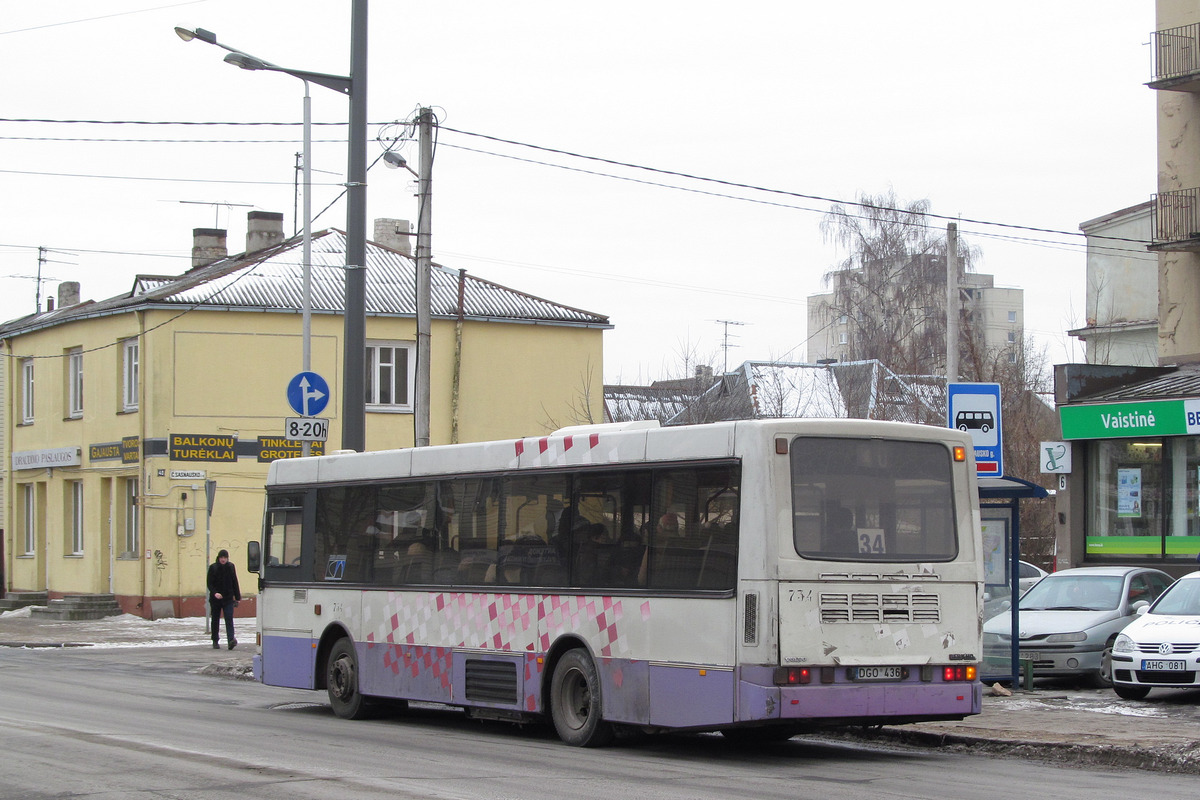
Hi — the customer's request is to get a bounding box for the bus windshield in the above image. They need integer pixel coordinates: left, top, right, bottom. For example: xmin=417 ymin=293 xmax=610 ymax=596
xmin=790 ymin=437 xmax=957 ymax=562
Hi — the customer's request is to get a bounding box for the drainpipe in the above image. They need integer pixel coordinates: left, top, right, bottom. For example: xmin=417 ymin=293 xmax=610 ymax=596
xmin=137 ymin=310 xmax=148 ymax=614
xmin=451 ymin=269 xmax=466 ymax=444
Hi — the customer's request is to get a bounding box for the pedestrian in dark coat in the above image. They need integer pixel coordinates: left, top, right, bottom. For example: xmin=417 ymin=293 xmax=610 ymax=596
xmin=207 ymin=549 xmax=241 ymax=650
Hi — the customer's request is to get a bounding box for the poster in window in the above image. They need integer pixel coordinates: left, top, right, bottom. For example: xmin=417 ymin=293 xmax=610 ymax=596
xmin=981 ymin=518 xmax=1007 ymax=586
xmin=1118 ymin=468 xmax=1142 ymax=518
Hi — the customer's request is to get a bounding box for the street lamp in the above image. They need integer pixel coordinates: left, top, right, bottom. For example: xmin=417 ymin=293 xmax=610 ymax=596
xmin=175 ymin=3 xmax=367 ymax=452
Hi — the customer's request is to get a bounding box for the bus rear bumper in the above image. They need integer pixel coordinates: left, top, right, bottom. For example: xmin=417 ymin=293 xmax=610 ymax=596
xmin=738 ymin=674 xmax=983 ymax=724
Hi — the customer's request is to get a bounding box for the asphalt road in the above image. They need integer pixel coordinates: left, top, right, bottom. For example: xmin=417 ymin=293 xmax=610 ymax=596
xmin=1 ymin=644 xmax=1198 ymax=800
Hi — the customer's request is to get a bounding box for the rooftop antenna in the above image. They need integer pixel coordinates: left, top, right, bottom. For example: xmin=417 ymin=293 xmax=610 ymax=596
xmin=16 ymin=247 xmax=75 ymax=313
xmin=712 ymin=319 xmax=745 ymax=374
xmin=176 ymin=200 xmax=254 ymax=229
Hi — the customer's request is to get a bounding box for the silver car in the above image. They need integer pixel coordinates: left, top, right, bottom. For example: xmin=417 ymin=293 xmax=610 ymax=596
xmin=983 ymin=566 xmax=1173 ymax=686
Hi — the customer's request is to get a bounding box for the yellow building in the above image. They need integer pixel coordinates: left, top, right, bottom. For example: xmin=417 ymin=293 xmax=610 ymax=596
xmin=0 ymin=212 xmax=609 ymax=618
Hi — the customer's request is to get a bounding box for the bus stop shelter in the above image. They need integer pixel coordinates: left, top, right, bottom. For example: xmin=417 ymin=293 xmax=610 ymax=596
xmin=978 ymin=475 xmax=1050 ymax=684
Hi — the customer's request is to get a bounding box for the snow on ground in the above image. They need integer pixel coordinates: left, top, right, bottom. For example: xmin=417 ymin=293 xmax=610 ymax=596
xmin=0 ymin=606 xmax=215 ymax=649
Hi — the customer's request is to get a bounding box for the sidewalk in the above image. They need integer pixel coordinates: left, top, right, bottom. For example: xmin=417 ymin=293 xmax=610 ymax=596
xmin=3 ymin=607 xmax=1199 ymax=771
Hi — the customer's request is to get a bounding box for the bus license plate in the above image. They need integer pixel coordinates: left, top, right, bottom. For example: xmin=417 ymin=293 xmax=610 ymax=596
xmin=853 ymin=666 xmax=904 ymax=681
xmin=1142 ymin=660 xmax=1186 ymax=671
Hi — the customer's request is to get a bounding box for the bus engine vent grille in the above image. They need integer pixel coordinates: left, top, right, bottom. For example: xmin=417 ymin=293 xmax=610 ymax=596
xmin=819 ymin=592 xmax=940 ymax=623
xmin=743 ymin=593 xmax=759 ymax=644
xmin=292 ymin=589 xmax=308 ymax=603
xmin=464 ymin=659 xmax=519 ymax=704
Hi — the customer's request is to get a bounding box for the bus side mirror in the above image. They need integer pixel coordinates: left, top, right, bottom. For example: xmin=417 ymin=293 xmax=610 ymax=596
xmin=247 ymin=540 xmax=261 ymax=573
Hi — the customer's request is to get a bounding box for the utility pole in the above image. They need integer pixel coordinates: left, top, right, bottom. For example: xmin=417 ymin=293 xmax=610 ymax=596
xmin=414 ymin=108 xmax=434 ymax=447
xmin=946 ymin=222 xmax=959 ymax=384
xmin=341 ymin=0 xmax=368 ymax=453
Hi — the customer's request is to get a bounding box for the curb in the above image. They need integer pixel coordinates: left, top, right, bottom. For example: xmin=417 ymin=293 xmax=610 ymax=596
xmin=840 ymin=725 xmax=1200 ymax=775
xmin=0 ymin=641 xmax=92 ymax=648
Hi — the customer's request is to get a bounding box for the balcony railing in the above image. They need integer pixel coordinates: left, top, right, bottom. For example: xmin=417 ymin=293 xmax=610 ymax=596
xmin=1152 ymin=188 xmax=1200 ymax=249
xmin=1151 ymin=24 xmax=1200 ymax=84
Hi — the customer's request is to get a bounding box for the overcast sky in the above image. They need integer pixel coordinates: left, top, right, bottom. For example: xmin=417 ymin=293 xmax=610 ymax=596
xmin=0 ymin=1 xmax=1157 ymax=384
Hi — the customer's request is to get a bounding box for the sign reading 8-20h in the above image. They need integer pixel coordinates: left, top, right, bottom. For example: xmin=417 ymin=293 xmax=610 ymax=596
xmin=1059 ymin=398 xmax=1200 ymax=440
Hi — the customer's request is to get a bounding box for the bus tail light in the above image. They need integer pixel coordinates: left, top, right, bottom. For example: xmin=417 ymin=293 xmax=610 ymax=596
xmin=942 ymin=665 xmax=977 ymax=682
xmin=773 ymin=666 xmax=812 ymax=685
xmin=952 ymin=446 xmax=967 ymax=462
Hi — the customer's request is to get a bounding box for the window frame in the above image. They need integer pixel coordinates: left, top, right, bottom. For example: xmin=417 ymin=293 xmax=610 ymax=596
xmin=23 ymin=484 xmax=36 ymax=555
xmin=21 ymin=358 xmax=34 ymax=424
xmin=69 ymin=480 xmax=84 ymax=555
xmin=365 ymin=340 xmax=416 ymax=412
xmin=124 ymin=478 xmax=139 ymax=555
xmin=122 ymin=338 xmax=139 ymax=412
xmin=67 ymin=347 xmax=84 ymax=419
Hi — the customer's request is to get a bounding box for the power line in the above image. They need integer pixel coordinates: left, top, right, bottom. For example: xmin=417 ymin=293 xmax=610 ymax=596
xmin=438 ymin=125 xmax=1152 ymax=247
xmin=0 ymin=117 xmax=1152 ymax=247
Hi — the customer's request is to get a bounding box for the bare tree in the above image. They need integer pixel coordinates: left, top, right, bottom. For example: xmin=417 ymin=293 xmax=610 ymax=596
xmin=961 ymin=332 xmax=1058 ymax=569
xmin=818 ymin=190 xmax=980 ymax=375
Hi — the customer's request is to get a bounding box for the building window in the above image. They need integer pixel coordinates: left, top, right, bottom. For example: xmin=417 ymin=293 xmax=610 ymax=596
xmin=68 ymin=481 xmax=84 ymax=555
xmin=122 ymin=339 xmax=139 ymax=412
xmin=1008 ymin=311 xmax=1017 ymax=323
xmin=124 ymin=478 xmax=139 ymax=555
xmin=838 ymin=314 xmax=848 ymax=325
xmin=23 ymin=484 xmax=35 ymax=555
xmin=1007 ymin=331 xmax=1016 ymax=344
xmin=838 ymin=332 xmax=848 ymax=345
xmin=67 ymin=347 xmax=84 ymax=419
xmin=21 ymin=358 xmax=34 ymax=424
xmin=365 ymin=342 xmax=416 ymax=411
xmin=1087 ymin=437 xmax=1200 ymax=559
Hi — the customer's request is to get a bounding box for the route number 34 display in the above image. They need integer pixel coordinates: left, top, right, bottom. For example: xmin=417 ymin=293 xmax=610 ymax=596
xmin=285 ymin=417 xmax=329 ymax=442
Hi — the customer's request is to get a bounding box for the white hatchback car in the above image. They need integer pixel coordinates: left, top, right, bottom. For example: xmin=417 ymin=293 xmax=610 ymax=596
xmin=1111 ymin=571 xmax=1200 ymax=700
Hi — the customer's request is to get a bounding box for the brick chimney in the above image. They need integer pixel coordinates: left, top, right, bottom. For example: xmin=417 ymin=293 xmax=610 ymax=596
xmin=246 ymin=211 xmax=285 ymax=253
xmin=373 ymin=218 xmax=413 ymax=255
xmin=192 ymin=228 xmax=228 ymax=268
xmin=58 ymin=281 xmax=81 ymax=308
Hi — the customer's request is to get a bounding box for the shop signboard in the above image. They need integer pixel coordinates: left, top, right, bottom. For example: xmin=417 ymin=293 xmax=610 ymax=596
xmin=1060 ymin=398 xmax=1200 ymax=439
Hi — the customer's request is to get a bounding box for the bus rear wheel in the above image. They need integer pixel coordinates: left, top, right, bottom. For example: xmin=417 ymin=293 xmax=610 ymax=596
xmin=550 ymin=649 xmax=614 ymax=747
xmin=327 ymin=638 xmax=370 ymax=720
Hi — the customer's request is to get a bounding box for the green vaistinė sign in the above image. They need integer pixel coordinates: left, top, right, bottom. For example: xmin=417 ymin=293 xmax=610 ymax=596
xmin=1059 ymin=398 xmax=1200 ymax=440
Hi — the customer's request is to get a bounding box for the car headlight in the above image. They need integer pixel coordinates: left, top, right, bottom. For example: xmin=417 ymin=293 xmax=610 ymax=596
xmin=1113 ymin=633 xmax=1135 ymax=653
xmin=1045 ymin=632 xmax=1087 ymax=643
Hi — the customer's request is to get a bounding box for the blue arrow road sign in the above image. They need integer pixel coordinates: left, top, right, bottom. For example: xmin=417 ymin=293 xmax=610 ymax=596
xmin=286 ymin=371 xmax=330 ymax=417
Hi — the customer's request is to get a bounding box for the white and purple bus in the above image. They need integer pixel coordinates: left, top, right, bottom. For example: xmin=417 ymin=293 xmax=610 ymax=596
xmin=249 ymin=418 xmax=983 ymax=746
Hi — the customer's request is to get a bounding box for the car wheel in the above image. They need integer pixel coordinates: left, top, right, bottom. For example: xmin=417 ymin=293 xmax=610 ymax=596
xmin=1090 ymin=645 xmax=1115 ymax=688
xmin=1114 ymin=684 xmax=1151 ymax=701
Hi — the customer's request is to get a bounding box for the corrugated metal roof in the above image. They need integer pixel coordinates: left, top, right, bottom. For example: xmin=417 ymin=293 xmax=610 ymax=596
xmin=1080 ymin=365 xmax=1200 ymax=402
xmin=0 ymin=229 xmax=610 ymax=336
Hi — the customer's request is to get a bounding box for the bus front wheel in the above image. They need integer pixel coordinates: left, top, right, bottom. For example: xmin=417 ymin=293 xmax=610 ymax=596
xmin=327 ymin=638 xmax=370 ymax=720
xmin=550 ymin=649 xmax=614 ymax=747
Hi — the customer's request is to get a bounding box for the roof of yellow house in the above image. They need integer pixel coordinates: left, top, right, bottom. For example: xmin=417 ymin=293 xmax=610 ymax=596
xmin=0 ymin=228 xmax=611 ymax=335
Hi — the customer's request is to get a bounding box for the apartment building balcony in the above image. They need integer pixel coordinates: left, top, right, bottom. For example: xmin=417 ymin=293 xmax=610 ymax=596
xmin=1150 ymin=189 xmax=1200 ymax=251
xmin=1149 ymin=23 xmax=1200 ymax=91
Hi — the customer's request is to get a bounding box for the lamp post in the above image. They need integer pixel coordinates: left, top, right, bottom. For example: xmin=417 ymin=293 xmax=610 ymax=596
xmin=175 ymin=4 xmax=367 ymax=451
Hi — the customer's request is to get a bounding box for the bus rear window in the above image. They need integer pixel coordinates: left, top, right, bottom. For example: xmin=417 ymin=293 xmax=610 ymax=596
xmin=790 ymin=437 xmax=957 ymax=562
